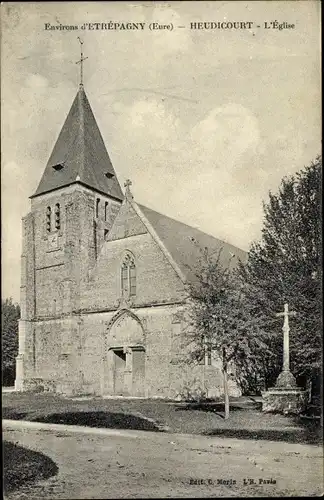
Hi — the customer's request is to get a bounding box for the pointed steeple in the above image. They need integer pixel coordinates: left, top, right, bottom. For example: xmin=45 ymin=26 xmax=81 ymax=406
xmin=32 ymin=86 xmax=123 ymax=200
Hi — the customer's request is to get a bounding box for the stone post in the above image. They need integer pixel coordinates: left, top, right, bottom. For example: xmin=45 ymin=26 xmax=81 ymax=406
xmin=283 ymin=307 xmax=290 ymax=371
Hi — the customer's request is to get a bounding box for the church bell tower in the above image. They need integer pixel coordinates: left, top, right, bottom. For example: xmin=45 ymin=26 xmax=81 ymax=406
xmin=15 ymin=41 xmax=123 ymax=392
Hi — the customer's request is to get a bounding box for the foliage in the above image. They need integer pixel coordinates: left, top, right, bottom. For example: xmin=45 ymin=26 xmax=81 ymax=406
xmin=176 ymin=378 xmax=207 ymax=402
xmin=2 ymin=298 xmax=20 ymax=385
xmin=238 ymin=156 xmax=322 ymax=389
xmin=186 ymin=247 xmax=271 ymax=414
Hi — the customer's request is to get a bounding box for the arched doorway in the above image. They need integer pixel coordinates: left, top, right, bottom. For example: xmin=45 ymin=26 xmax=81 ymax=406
xmin=103 ymin=310 xmax=146 ymax=397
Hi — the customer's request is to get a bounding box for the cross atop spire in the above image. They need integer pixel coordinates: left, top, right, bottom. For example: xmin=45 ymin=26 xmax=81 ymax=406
xmin=76 ymin=37 xmax=88 ymax=87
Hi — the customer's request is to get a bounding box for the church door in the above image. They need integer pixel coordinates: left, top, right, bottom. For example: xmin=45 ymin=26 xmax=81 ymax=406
xmin=132 ymin=347 xmax=145 ymax=397
xmin=105 ymin=311 xmax=146 ymax=397
xmin=113 ymin=349 xmax=126 ymax=395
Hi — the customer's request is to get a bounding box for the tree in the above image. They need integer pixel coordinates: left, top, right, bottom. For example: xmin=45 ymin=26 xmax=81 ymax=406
xmin=2 ymin=298 xmax=20 ymax=386
xmin=186 ymin=248 xmax=271 ymax=419
xmin=239 ymin=156 xmax=322 ymax=395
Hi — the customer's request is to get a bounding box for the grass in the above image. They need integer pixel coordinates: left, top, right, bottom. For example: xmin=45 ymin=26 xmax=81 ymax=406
xmin=3 ymin=441 xmax=58 ymax=493
xmin=3 ymin=392 xmax=322 ymax=444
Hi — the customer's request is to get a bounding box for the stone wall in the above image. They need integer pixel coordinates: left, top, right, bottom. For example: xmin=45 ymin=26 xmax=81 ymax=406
xmin=82 ymin=232 xmax=186 ymax=312
xmin=27 ymin=303 xmax=241 ymax=399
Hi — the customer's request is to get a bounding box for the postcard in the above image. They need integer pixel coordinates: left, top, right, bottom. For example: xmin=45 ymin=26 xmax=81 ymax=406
xmin=2 ymin=1 xmax=322 ymax=498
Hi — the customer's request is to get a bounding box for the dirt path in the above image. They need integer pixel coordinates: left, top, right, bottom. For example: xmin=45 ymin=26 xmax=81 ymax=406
xmin=3 ymin=421 xmax=323 ymax=498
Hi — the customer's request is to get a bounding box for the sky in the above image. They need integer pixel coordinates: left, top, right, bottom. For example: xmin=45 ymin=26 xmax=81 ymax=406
xmin=1 ymin=1 xmax=321 ymax=302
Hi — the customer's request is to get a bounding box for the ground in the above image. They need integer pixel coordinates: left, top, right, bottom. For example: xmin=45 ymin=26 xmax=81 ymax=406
xmin=3 ymin=392 xmax=323 ymax=498
xmin=3 ymin=421 xmax=323 ymax=499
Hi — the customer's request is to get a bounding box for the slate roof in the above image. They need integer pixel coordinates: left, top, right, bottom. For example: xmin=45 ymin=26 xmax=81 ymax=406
xmin=138 ymin=204 xmax=247 ymax=282
xmin=32 ymin=86 xmax=123 ymax=200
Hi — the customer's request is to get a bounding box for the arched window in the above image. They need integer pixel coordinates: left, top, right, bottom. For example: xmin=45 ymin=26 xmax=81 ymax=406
xmin=104 ymin=201 xmax=109 ymax=221
xmin=46 ymin=206 xmax=51 ymax=232
xmin=121 ymin=262 xmax=129 ymax=296
xmin=121 ymin=253 xmax=136 ymax=298
xmin=55 ymin=203 xmax=60 ymax=230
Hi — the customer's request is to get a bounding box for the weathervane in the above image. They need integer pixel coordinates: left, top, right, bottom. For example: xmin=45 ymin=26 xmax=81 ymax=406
xmin=76 ymin=37 xmax=88 ymax=87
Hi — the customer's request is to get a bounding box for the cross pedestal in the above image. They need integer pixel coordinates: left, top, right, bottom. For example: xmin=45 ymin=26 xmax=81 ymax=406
xmin=275 ymin=369 xmax=298 ymax=389
xmin=262 ymin=303 xmax=306 ymax=415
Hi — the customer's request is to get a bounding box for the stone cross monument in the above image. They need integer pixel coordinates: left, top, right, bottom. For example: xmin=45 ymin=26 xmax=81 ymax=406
xmin=274 ymin=303 xmax=297 ymax=388
xmin=262 ymin=302 xmax=306 ymax=414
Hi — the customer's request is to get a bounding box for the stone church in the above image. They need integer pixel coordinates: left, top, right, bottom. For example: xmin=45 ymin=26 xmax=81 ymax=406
xmin=15 ymin=82 xmax=246 ymax=399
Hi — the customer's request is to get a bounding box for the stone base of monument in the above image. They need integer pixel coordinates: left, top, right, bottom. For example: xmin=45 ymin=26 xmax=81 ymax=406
xmin=262 ymin=370 xmax=307 ymax=415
